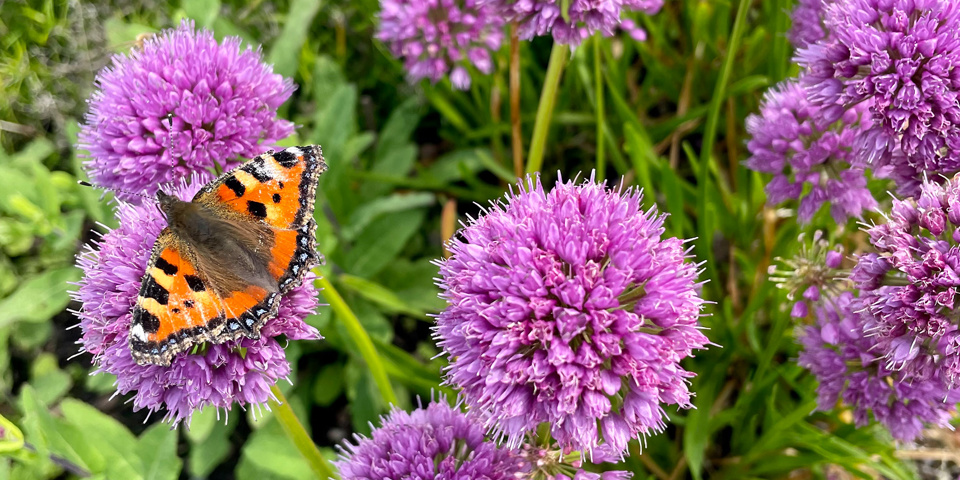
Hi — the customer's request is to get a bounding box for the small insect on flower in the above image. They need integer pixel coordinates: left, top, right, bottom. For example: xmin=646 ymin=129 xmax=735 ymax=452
xmin=435 ymin=174 xmax=710 ymax=458
xmin=73 ymin=146 xmax=326 ymax=424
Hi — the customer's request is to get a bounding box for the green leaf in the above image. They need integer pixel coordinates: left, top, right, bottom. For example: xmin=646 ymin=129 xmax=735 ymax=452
xmin=339 ymin=274 xmax=424 ymax=317
xmin=187 ymin=413 xmax=236 ymax=479
xmin=103 ymin=18 xmax=155 ymax=52
xmin=0 ymin=267 xmax=80 ymax=328
xmin=267 ymin=0 xmax=321 ymax=79
xmin=345 ymin=361 xmax=382 ymax=436
xmin=18 ymin=385 xmax=103 ymax=475
xmin=341 ymin=192 xmax=435 ymax=241
xmin=340 ymin=208 xmax=426 ymax=278
xmin=59 ymin=399 xmax=142 ymax=480
xmin=180 ymin=0 xmax=220 ymax=28
xmin=137 ymin=424 xmax=180 ymax=480
xmin=311 ymin=363 xmax=345 ymax=406
xmin=29 ymin=353 xmax=72 ymax=406
xmin=237 ymin=413 xmax=311 ymax=480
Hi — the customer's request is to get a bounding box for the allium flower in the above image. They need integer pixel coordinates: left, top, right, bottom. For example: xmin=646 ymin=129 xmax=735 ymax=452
xmin=79 ymin=20 xmax=295 ymax=201
xmin=851 ymin=176 xmax=960 ymax=392
xmin=72 ymin=178 xmax=320 ymax=424
xmin=796 ymin=0 xmax=960 ymax=194
xmin=745 ymin=80 xmax=878 ymax=223
xmin=481 ymin=0 xmax=663 ymax=45
xmin=788 ymin=0 xmax=835 ymax=49
xmin=768 ymin=231 xmax=849 ymax=318
xmin=377 ymin=0 xmax=504 ymax=90
xmin=797 ymin=292 xmax=960 ymax=441
xmin=436 ymin=175 xmax=709 ymax=457
xmin=334 ymin=400 xmax=521 ymax=479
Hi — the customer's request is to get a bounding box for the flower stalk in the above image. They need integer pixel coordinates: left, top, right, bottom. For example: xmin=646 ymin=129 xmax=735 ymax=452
xmin=269 ymin=384 xmax=337 ymax=480
xmin=525 ymin=42 xmax=567 ymax=174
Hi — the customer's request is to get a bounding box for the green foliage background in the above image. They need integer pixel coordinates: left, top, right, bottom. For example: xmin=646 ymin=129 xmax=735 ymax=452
xmin=0 ymin=0 xmax=938 ymax=478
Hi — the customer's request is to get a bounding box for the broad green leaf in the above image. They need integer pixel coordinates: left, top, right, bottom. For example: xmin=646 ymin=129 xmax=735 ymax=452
xmin=345 ymin=361 xmax=382 ymax=436
xmin=180 ymin=0 xmax=220 ymax=28
xmin=28 ymin=353 xmax=71 ymax=406
xmin=237 ymin=411 xmax=311 ymax=480
xmin=18 ymin=385 xmax=103 ymax=475
xmin=341 ymin=209 xmax=426 ymax=278
xmin=137 ymin=424 xmax=180 ymax=480
xmin=340 ymin=192 xmax=435 ymax=241
xmin=60 ymin=399 xmax=142 ymax=480
xmin=187 ymin=413 xmax=237 ymax=479
xmin=311 ymin=363 xmax=345 ymax=406
xmin=266 ymin=0 xmax=321 ymax=79
xmin=0 ymin=267 xmax=80 ymax=328
xmin=339 ymin=274 xmax=424 ymax=317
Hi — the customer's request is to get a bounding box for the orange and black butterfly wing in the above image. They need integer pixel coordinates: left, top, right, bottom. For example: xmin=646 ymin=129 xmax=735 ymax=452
xmin=130 ymin=229 xmax=288 ymax=366
xmin=193 ymin=146 xmax=325 ymax=292
xmin=130 ymin=230 xmax=228 ymax=366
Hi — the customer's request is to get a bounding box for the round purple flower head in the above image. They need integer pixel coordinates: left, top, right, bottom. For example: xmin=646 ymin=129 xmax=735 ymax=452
xmin=745 ymin=79 xmax=878 ymax=224
xmin=798 ymin=292 xmax=959 ymax=442
xmin=377 ymin=0 xmax=504 ymax=90
xmin=334 ymin=400 xmax=521 ymax=479
xmin=436 ymin=174 xmax=709 ymax=457
xmin=788 ymin=0 xmax=835 ymax=49
xmin=72 ymin=177 xmax=320 ymax=424
xmin=851 ymin=176 xmax=960 ymax=393
xmin=79 ymin=20 xmax=295 ymax=201
xmin=797 ymin=0 xmax=960 ymax=194
xmin=480 ymin=0 xmax=662 ymax=45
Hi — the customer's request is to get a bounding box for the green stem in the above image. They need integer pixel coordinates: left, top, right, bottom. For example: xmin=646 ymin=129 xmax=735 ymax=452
xmin=696 ymin=0 xmax=748 ymax=283
xmin=593 ymin=35 xmax=605 ymax=180
xmin=525 ymin=42 xmax=568 ymax=174
xmin=317 ymin=275 xmax=399 ymax=406
xmin=269 ymin=384 xmax=337 ymax=480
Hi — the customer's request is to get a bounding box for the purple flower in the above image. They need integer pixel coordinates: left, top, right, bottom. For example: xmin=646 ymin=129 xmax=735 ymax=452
xmin=334 ymin=400 xmax=521 ymax=479
xmin=768 ymin=231 xmax=851 ymax=318
xmin=78 ymin=20 xmax=295 ymax=201
xmin=797 ymin=292 xmax=959 ymax=441
xmin=789 ymin=0 xmax=835 ymax=49
xmin=745 ymin=80 xmax=878 ymax=223
xmin=480 ymin=0 xmax=662 ymax=45
xmin=377 ymin=0 xmax=504 ymax=90
xmin=435 ymin=175 xmax=709 ymax=457
xmin=851 ymin=176 xmax=960 ymax=393
xmin=72 ymin=177 xmax=320 ymax=425
xmin=796 ymin=0 xmax=960 ymax=195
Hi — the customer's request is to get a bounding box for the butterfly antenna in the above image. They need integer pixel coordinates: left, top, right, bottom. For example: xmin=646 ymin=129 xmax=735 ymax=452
xmin=77 ymin=180 xmax=156 ymax=203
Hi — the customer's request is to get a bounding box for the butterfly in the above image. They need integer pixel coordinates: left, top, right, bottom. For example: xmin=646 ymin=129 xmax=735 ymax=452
xmin=130 ymin=145 xmax=326 ymax=366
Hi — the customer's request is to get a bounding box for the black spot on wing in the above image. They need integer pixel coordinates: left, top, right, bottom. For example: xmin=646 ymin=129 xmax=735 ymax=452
xmin=274 ymin=150 xmax=299 ymax=168
xmin=155 ymin=257 xmax=177 ymax=276
xmin=184 ymin=300 xmax=195 ymax=308
xmin=242 ymin=162 xmax=272 ymax=182
xmin=247 ymin=200 xmax=267 ymax=218
xmin=272 ymin=193 xmax=281 ymax=203
xmin=184 ymin=275 xmax=206 ymax=292
xmin=224 ymin=176 xmax=246 ymax=197
xmin=135 ymin=309 xmax=161 ymax=333
xmin=141 ymin=277 xmax=169 ymax=305
xmin=278 ymin=181 xmax=285 ymax=189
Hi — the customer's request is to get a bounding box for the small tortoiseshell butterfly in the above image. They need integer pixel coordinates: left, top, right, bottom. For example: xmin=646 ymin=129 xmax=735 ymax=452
xmin=130 ymin=145 xmax=326 ymax=366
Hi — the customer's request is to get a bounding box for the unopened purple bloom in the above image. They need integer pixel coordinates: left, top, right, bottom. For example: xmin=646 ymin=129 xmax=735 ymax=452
xmin=796 ymin=0 xmax=960 ymax=195
xmin=334 ymin=401 xmax=521 ymax=479
xmin=377 ymin=0 xmax=504 ymax=90
xmin=436 ymin=175 xmax=709 ymax=457
xmin=481 ymin=0 xmax=662 ymax=45
xmin=745 ymin=80 xmax=878 ymax=223
xmin=851 ymin=176 xmax=960 ymax=392
xmin=72 ymin=178 xmax=320 ymax=424
xmin=768 ymin=231 xmax=850 ymax=318
xmin=78 ymin=20 xmax=295 ymax=201
xmin=789 ymin=0 xmax=835 ymax=48
xmin=798 ymin=292 xmax=959 ymax=441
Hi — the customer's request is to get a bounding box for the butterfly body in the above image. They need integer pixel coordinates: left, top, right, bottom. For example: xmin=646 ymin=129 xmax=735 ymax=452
xmin=130 ymin=145 xmax=326 ymax=366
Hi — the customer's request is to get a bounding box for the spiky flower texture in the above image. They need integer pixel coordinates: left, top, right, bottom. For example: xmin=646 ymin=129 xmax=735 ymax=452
xmin=335 ymin=401 xmax=521 ymax=479
xmin=480 ymin=0 xmax=663 ymax=45
xmin=73 ymin=179 xmax=320 ymax=424
xmin=79 ymin=20 xmax=294 ymax=200
xmin=436 ymin=175 xmax=709 ymax=457
xmin=377 ymin=0 xmax=504 ymax=89
xmin=797 ymin=0 xmax=960 ymax=194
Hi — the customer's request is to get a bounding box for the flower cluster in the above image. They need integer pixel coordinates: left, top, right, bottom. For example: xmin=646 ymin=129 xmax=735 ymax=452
xmin=767 ymin=230 xmax=848 ymax=318
xmin=435 ymin=175 xmax=709 ymax=457
xmin=480 ymin=0 xmax=663 ymax=45
xmin=788 ymin=0 xmax=834 ymax=48
xmin=796 ymin=0 xmax=960 ymax=195
xmin=334 ymin=400 xmax=521 ymax=479
xmin=376 ymin=0 xmax=504 ymax=89
xmin=72 ymin=178 xmax=320 ymax=424
xmin=797 ymin=292 xmax=959 ymax=442
xmin=79 ymin=20 xmax=294 ymax=201
xmin=745 ymin=80 xmax=878 ymax=223
xmin=851 ymin=176 xmax=960 ymax=392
